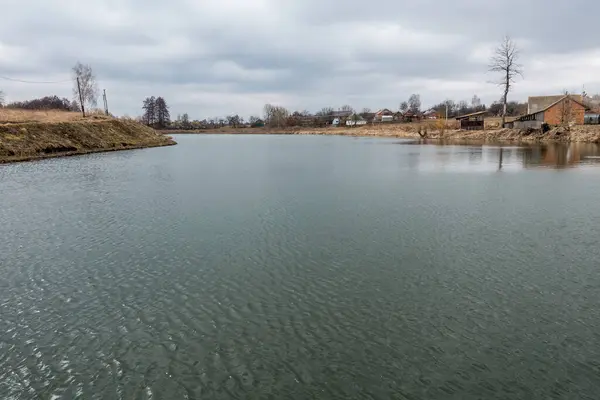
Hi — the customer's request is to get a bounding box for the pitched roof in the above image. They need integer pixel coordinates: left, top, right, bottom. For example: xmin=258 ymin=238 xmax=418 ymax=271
xmin=528 ymin=94 xmax=584 ymax=114
xmin=375 ymin=108 xmax=394 ymax=115
xmin=455 ymin=110 xmax=487 ymax=120
xmin=526 ymin=95 xmax=588 ymax=115
xmin=515 ymin=95 xmax=589 ymax=121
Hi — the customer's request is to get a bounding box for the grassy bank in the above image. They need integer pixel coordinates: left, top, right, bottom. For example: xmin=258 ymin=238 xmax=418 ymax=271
xmin=164 ymin=122 xmax=600 ymax=143
xmin=0 ymin=110 xmax=176 ymax=163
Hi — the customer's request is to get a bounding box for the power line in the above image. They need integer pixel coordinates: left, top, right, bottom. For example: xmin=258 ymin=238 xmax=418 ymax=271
xmin=0 ymin=75 xmax=73 ymax=84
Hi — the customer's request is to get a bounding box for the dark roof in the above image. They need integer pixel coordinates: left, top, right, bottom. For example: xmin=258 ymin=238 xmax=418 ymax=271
xmin=455 ymin=110 xmax=487 ymax=120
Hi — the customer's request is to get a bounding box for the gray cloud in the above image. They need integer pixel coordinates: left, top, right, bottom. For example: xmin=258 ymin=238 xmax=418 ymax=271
xmin=1 ymin=0 xmax=599 ymax=119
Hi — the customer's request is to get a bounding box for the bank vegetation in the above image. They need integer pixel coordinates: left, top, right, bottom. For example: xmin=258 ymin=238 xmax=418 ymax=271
xmin=0 ymin=109 xmax=175 ymax=163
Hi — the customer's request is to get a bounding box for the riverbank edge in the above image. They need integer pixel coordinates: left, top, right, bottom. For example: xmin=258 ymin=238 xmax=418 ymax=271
xmin=0 ymin=142 xmax=176 ymax=164
xmin=1 ymin=119 xmax=177 ymax=164
xmin=161 ymin=126 xmax=600 ymax=143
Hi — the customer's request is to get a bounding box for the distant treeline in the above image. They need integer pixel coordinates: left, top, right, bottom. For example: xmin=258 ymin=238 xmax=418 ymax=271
xmin=4 ymin=95 xmax=81 ymax=112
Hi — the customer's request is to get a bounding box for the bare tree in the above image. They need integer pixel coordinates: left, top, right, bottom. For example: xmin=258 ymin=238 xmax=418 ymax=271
xmin=0 ymin=89 xmax=4 ymax=107
xmin=489 ymin=36 xmax=523 ymax=127
xmin=317 ymin=107 xmax=334 ymax=116
xmin=361 ymin=107 xmax=371 ymax=115
xmin=559 ymin=90 xmax=574 ymax=127
xmin=182 ymin=113 xmax=191 ymax=128
xmin=350 ymin=112 xmax=362 ymax=128
xmin=227 ymin=114 xmax=241 ymax=128
xmin=340 ymin=104 xmax=354 ymax=113
xmin=263 ymin=103 xmax=289 ymax=128
xmin=471 ymin=94 xmax=481 ymax=108
xmin=408 ymin=94 xmax=421 ymax=113
xmin=72 ymin=62 xmax=99 ymax=114
xmin=400 ymin=102 xmax=409 ymax=113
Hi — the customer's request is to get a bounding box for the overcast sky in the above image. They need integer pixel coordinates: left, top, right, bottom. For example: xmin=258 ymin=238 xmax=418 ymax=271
xmin=1 ymin=0 xmax=599 ymax=119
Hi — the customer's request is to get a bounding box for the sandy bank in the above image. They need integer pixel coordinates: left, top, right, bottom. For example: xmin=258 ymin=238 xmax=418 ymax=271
xmin=0 ymin=119 xmax=176 ymax=164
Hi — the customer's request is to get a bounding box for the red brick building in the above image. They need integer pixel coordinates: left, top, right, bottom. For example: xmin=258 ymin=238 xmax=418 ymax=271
xmin=512 ymin=95 xmax=587 ymax=129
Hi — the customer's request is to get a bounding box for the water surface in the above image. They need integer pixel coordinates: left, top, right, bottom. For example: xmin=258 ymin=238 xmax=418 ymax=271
xmin=2 ymin=135 xmax=600 ymax=399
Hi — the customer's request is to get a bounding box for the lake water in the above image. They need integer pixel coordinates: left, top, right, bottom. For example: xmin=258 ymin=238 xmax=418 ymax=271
xmin=2 ymin=135 xmax=600 ymax=399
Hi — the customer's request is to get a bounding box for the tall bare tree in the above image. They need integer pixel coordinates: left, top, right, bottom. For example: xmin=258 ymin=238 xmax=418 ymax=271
xmin=72 ymin=62 xmax=99 ymax=114
xmin=400 ymin=102 xmax=409 ymax=113
xmin=340 ymin=104 xmax=354 ymax=113
xmin=489 ymin=36 xmax=523 ymax=127
xmin=0 ymin=89 xmax=4 ymax=107
xmin=559 ymin=90 xmax=574 ymax=127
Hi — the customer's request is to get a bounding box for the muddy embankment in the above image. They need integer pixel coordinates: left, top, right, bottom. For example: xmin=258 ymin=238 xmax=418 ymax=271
xmin=0 ymin=119 xmax=176 ymax=163
xmin=164 ymin=124 xmax=600 ymax=143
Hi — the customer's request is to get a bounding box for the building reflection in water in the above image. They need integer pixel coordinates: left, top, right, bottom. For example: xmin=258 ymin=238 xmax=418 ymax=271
xmin=521 ymin=143 xmax=600 ymax=168
xmin=401 ymin=140 xmax=600 ymax=171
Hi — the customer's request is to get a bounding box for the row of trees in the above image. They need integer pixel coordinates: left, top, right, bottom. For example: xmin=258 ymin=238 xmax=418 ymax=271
xmin=142 ymin=96 xmax=170 ymax=128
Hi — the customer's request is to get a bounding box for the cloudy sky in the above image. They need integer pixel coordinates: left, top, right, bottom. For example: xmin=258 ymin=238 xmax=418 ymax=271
xmin=1 ymin=0 xmax=599 ymax=119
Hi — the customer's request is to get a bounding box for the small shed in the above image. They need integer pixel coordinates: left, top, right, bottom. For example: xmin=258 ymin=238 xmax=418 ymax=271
xmin=455 ymin=111 xmax=486 ymax=130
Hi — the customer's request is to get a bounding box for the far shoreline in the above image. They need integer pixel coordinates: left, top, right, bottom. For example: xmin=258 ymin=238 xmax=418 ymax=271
xmin=160 ymin=125 xmax=600 ymax=143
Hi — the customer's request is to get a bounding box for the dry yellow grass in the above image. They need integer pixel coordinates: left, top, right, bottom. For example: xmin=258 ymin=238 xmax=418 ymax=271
xmin=0 ymin=108 xmax=109 ymax=124
xmin=0 ymin=111 xmax=176 ymax=163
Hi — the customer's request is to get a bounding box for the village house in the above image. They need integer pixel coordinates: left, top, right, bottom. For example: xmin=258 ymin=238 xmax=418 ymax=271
xmin=510 ymin=95 xmax=588 ymax=129
xmin=423 ymin=109 xmax=440 ymax=119
xmin=402 ymin=110 xmax=421 ymax=123
xmin=330 ymin=110 xmax=353 ymax=126
xmin=361 ymin=112 xmax=376 ymax=123
xmin=374 ymin=108 xmax=394 ymax=122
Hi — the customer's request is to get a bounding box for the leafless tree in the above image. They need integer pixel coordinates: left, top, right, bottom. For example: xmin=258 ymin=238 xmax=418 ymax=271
xmin=408 ymin=94 xmax=421 ymax=113
xmin=263 ymin=103 xmax=289 ymax=128
xmin=361 ymin=107 xmax=371 ymax=115
xmin=227 ymin=114 xmax=241 ymax=128
xmin=340 ymin=104 xmax=354 ymax=113
xmin=0 ymin=89 xmax=5 ymax=107
xmin=559 ymin=90 xmax=574 ymax=127
xmin=317 ymin=107 xmax=334 ymax=116
xmin=72 ymin=62 xmax=99 ymax=114
xmin=400 ymin=102 xmax=409 ymax=113
xmin=489 ymin=36 xmax=523 ymax=127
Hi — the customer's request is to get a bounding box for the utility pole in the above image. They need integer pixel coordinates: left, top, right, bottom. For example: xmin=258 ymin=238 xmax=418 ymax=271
xmin=76 ymin=77 xmax=85 ymax=117
xmin=103 ymin=89 xmax=109 ymax=116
